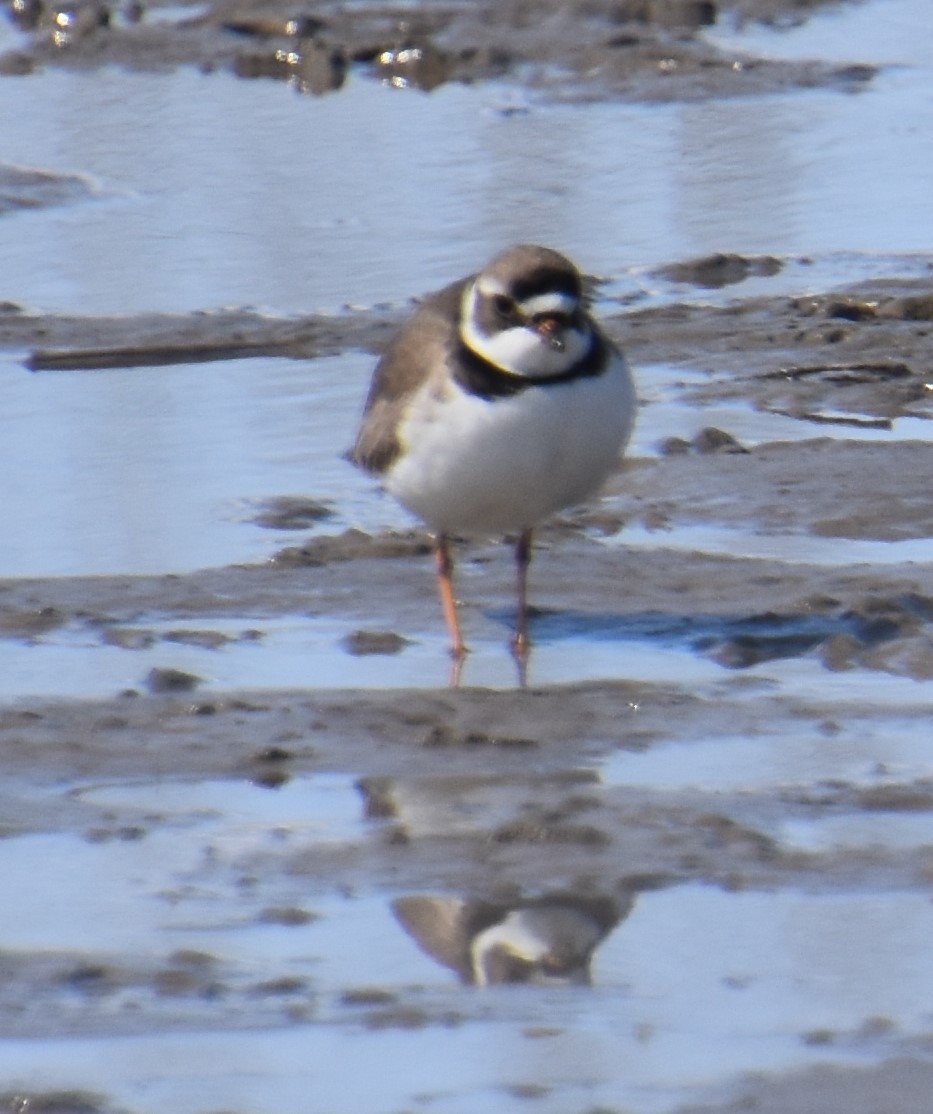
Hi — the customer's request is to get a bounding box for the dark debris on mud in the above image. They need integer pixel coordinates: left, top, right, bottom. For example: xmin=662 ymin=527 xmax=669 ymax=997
xmin=2 ymin=1 xmax=933 ymax=1101
xmin=2 ymin=0 xmax=876 ymax=100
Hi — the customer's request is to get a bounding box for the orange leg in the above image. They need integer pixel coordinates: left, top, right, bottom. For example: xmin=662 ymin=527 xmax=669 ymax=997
xmin=434 ymin=534 xmax=466 ymax=659
xmin=512 ymin=528 xmax=534 ymax=659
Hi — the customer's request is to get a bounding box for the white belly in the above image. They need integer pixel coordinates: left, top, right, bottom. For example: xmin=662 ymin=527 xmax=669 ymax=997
xmin=385 ymin=354 xmax=636 ymax=535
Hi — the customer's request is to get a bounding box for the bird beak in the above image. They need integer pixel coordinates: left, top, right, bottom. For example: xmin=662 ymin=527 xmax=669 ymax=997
xmin=532 ymin=313 xmax=568 ymax=351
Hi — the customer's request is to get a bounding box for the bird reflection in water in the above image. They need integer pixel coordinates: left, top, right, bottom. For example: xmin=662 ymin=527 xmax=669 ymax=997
xmin=392 ymin=892 xmax=631 ymax=986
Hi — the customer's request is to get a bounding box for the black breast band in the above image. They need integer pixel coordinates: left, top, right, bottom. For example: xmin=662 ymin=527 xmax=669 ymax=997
xmin=452 ymin=333 xmax=609 ymax=400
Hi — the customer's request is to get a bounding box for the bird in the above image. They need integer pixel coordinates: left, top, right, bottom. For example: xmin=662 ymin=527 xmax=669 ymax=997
xmin=392 ymin=893 xmax=627 ymax=986
xmin=350 ymin=243 xmax=636 ymax=661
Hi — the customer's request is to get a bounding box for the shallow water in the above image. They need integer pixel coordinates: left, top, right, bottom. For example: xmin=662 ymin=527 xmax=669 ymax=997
xmin=1 ymin=0 xmax=933 ymax=585
xmin=600 ymin=717 xmax=933 ymax=794
xmin=0 ymin=867 xmax=930 ymax=1113
xmin=2 ymin=348 xmax=931 ymax=582
xmin=619 ymin=520 xmax=933 ymax=565
xmin=3 ymin=1 xmax=933 ymax=1111
xmin=1 ymin=351 xmax=378 ymax=577
xmin=1 ymin=0 xmax=932 ymax=695
xmin=1 ymin=61 xmax=932 ymax=319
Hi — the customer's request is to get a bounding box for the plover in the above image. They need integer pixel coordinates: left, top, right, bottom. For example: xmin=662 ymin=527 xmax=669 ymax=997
xmin=351 ymin=244 xmax=636 ymax=659
xmin=393 ymin=893 xmax=626 ymax=986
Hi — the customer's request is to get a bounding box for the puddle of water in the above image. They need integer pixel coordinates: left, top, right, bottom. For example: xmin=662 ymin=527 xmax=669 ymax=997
xmin=735 ymin=653 xmax=933 ymax=709
xmin=2 ymin=344 xmax=928 ymax=582
xmin=0 ymin=350 xmax=385 ymax=577
xmin=0 ymin=615 xmax=446 ymax=696
xmin=632 ymin=362 xmax=933 ymax=453
xmin=0 ymin=556 xmax=927 ymax=700
xmin=780 ymin=813 xmax=933 ymax=854
xmin=1 ymin=5 xmax=932 ymax=1109
xmin=709 ymin=0 xmax=933 ymax=67
xmin=617 ymin=521 xmax=933 ymax=566
xmin=601 ymin=718 xmax=933 ymax=793
xmin=77 ymin=773 xmax=365 ymax=842
xmin=0 ymin=773 xmax=367 ymax=952
xmin=0 ymin=19 xmax=932 ymax=319
xmin=0 ymin=886 xmax=930 ymax=1114
xmin=2 ymin=3 xmax=933 ymax=582
xmin=0 ymin=609 xmax=730 ymax=697
xmin=519 ymin=634 xmax=726 ymax=689
xmin=598 ymin=886 xmax=933 ymax=1054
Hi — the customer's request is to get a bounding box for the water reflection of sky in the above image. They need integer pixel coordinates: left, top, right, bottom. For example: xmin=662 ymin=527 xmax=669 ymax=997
xmin=1 ymin=0 xmax=933 ymax=580
xmin=2 ymin=6 xmax=933 ymax=1113
xmin=0 ymin=1 xmax=930 ymax=316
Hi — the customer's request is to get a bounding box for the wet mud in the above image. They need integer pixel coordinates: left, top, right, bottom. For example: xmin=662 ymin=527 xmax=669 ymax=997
xmin=3 ymin=0 xmax=933 ymax=1110
xmin=4 ymin=264 xmax=933 ymax=1109
xmin=2 ymin=0 xmax=875 ymax=99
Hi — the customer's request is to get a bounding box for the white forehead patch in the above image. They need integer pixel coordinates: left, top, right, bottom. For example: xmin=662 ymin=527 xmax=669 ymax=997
xmin=476 ymin=275 xmax=509 ymax=298
xmin=475 ymin=278 xmax=578 ymax=317
xmin=518 ymin=291 xmax=579 ymax=316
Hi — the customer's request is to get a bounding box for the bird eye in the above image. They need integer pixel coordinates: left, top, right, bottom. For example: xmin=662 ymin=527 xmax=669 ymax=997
xmin=492 ymin=294 xmax=516 ymax=318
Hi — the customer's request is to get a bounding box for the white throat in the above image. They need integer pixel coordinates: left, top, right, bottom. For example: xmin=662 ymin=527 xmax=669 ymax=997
xmin=469 ymin=912 xmax=551 ymax=986
xmin=460 ymin=284 xmax=592 ymax=380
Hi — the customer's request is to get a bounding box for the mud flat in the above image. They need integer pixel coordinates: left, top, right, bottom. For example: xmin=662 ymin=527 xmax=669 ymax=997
xmin=2 ymin=0 xmax=933 ymax=1110
xmin=3 ymin=268 xmax=933 ymax=1111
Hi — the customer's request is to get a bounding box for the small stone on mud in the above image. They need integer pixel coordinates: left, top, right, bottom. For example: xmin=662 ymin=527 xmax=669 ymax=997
xmin=419 ymin=725 xmax=537 ymax=748
xmin=0 ymin=51 xmax=36 ymax=74
xmin=361 ymin=1004 xmax=433 ymax=1029
xmin=252 ymin=495 xmax=335 ymax=530
xmin=856 ymin=784 xmax=933 ymax=812
xmin=252 ymin=768 xmax=291 ymax=789
xmin=168 ymin=949 xmax=217 ymax=967
xmin=272 ymin=527 xmax=431 ymax=566
xmin=250 ymin=975 xmax=308 ymax=996
xmin=802 ymin=1027 xmax=837 ymax=1046
xmin=692 ymin=427 xmax=749 ymax=454
xmin=145 ymin=666 xmax=202 ymax=693
xmin=826 ymin=298 xmax=878 ymax=321
xmin=163 ymin=629 xmax=234 ymax=649
xmin=635 ymin=0 xmax=717 ymax=30
xmin=342 ymin=629 xmax=411 ymax=656
xmin=341 ymin=986 xmax=397 ymax=1006
xmin=658 ymin=435 xmax=692 ymax=455
xmin=254 ymin=745 xmax=294 ymax=763
xmin=101 ymin=626 xmax=156 ymax=650
xmin=883 ymin=293 xmax=933 ymax=321
xmin=821 ymin=633 xmax=862 ymax=671
xmin=257 ymin=906 xmax=319 ymax=926
xmin=655 ymin=252 xmax=781 ymax=288
xmin=153 ymin=967 xmax=204 ymax=996
xmin=507 ymin=1083 xmax=551 ymax=1100
xmin=0 ymin=605 xmax=66 ymax=639
xmin=658 ymin=429 xmax=747 ymax=455
xmin=492 ymin=820 xmax=610 ymax=846
xmin=60 ymin=962 xmax=112 ymax=989
xmin=357 ymin=776 xmax=396 ymax=817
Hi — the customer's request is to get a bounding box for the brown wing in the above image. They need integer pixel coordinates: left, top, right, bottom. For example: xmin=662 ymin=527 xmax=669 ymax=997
xmin=391 ymin=896 xmax=475 ymax=981
xmin=391 ymin=895 xmax=507 ymax=983
xmin=350 ymin=277 xmax=468 ymax=475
